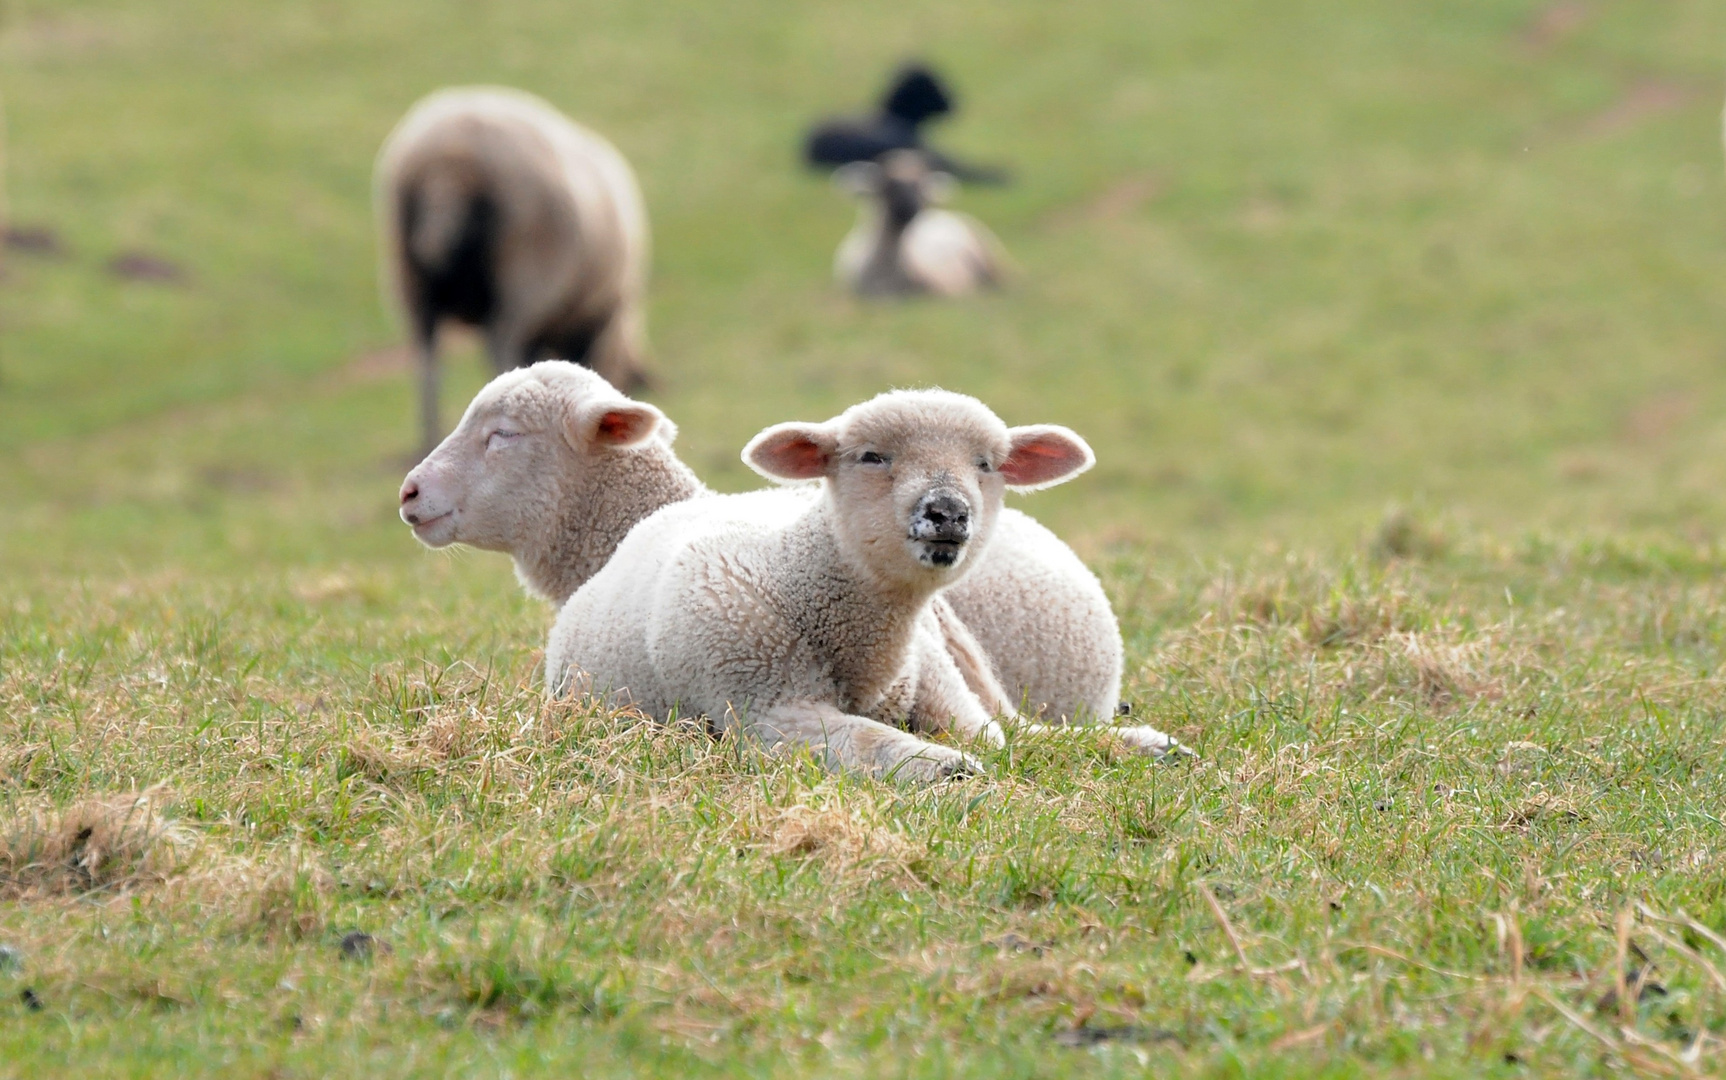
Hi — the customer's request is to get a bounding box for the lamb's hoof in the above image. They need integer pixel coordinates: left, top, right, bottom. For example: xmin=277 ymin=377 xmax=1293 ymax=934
xmin=939 ymin=752 xmax=986 ymax=779
xmin=890 ymin=746 xmax=982 ymax=782
xmin=1113 ymin=725 xmax=1194 ymax=760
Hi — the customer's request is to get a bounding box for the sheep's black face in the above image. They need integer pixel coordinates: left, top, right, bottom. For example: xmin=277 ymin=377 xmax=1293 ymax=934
xmin=881 ymin=176 xmax=925 ymax=225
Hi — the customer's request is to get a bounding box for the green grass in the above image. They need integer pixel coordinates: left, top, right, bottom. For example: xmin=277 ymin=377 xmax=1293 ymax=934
xmin=4 ymin=0 xmax=1726 ymax=1074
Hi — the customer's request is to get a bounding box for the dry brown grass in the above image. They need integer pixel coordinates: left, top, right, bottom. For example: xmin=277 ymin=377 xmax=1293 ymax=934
xmin=1140 ymin=561 xmax=1520 ymax=713
xmin=0 ymin=786 xmax=190 ymax=898
xmin=226 ymin=844 xmax=336 ymax=941
xmin=755 ymin=795 xmax=927 ymax=885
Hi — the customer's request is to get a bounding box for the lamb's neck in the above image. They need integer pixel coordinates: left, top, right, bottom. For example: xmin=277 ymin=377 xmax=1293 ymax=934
xmin=778 ymin=507 xmax=930 ymax=713
xmin=856 ymin=205 xmax=917 ymax=295
xmin=518 ymin=444 xmax=708 ymax=605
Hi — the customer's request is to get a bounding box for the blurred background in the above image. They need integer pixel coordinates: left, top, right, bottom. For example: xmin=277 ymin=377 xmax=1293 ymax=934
xmin=1 ymin=0 xmax=1723 ymax=581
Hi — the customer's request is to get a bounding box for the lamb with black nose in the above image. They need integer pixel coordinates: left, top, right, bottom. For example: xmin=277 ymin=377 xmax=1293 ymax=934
xmin=539 ymin=388 xmax=1182 ymax=781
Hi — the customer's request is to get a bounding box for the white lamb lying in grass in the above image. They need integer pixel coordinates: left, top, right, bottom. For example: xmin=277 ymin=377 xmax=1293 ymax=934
xmin=833 ymin=150 xmax=1009 ymax=298
xmin=399 ymin=363 xmax=1129 ymax=725
xmin=544 ymin=389 xmax=1163 ymax=778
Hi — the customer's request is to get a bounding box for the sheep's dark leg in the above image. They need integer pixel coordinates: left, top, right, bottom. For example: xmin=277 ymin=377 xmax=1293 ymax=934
xmin=485 ymin=323 xmax=525 ymax=374
xmin=580 ymin=312 xmax=653 ymax=392
xmin=415 ymin=320 xmax=440 ymax=461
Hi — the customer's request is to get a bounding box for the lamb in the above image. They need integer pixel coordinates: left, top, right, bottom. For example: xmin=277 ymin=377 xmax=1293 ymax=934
xmin=398 ymin=362 xmax=1124 ymax=724
xmin=833 ymin=150 xmax=1010 ymax=298
xmin=543 ymin=390 xmax=1138 ymax=778
xmin=375 ymin=86 xmax=651 ymax=457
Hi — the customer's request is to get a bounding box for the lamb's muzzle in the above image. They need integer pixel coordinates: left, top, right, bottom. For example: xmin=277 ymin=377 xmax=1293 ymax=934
xmin=909 ymin=489 xmax=970 ymax=566
xmin=398 ymin=470 xmax=455 ymax=541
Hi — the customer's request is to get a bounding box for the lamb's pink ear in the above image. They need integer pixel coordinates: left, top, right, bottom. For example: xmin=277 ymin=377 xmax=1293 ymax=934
xmin=1000 ymin=425 xmax=1095 ymax=491
xmin=567 ymin=398 xmax=664 ymax=450
xmin=743 ymin=423 xmax=836 ymax=482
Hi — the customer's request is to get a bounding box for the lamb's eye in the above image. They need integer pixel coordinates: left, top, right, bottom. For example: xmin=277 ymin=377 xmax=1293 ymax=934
xmin=977 ymin=458 xmax=993 ymax=473
xmin=487 ymin=430 xmax=522 ymax=451
xmin=859 ymin=451 xmax=889 ymax=466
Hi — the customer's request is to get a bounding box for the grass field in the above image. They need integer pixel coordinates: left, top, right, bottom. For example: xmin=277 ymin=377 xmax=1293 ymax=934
xmin=4 ymin=0 xmax=1726 ymax=1075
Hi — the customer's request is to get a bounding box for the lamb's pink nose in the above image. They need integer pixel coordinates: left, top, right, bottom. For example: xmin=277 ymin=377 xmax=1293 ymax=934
xmin=399 ymin=478 xmax=418 ymax=505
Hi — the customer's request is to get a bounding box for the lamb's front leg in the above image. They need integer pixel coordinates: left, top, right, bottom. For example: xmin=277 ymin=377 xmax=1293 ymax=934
xmin=904 ymin=635 xmax=1008 ymax=749
xmin=905 ymin=618 xmax=1184 ymax=759
xmin=927 ymin=598 xmax=1018 ymax=716
xmin=750 ymin=699 xmax=980 ymax=781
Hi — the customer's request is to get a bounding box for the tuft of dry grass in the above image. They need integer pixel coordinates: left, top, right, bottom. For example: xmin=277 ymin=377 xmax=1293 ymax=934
xmin=226 ymin=844 xmax=335 ymax=941
xmin=757 ymin=797 xmax=926 ymax=884
xmin=1379 ymin=631 xmax=1502 ymax=706
xmin=0 ymin=786 xmax=189 ymax=898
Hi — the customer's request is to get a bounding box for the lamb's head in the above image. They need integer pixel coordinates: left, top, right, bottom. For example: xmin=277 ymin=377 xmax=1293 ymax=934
xmin=835 ymin=150 xmax=955 ymax=226
xmin=744 ymin=389 xmax=1093 ymax=591
xmin=398 ymin=360 xmax=671 ymax=553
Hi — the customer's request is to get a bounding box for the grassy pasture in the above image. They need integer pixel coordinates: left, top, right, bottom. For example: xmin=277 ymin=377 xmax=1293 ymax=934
xmin=4 ymin=0 xmax=1726 ymax=1074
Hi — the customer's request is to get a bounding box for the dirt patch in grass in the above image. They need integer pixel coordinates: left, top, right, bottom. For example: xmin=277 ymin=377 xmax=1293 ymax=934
xmin=1520 ymin=2 xmax=1589 ymax=52
xmin=337 ymin=345 xmax=413 ymax=384
xmin=1583 ymin=80 xmax=1694 ymax=138
xmin=4 ymin=226 xmax=67 ymax=257
xmin=1043 ymin=172 xmax=1164 ymax=229
xmin=107 ymin=251 xmax=188 ymax=284
xmin=1621 ymin=391 xmax=1694 ymax=445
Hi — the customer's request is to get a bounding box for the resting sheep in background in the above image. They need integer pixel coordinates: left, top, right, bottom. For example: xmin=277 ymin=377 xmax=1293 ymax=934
xmin=375 ymin=86 xmax=651 ymax=457
xmin=834 ymin=150 xmax=1010 ymax=298
xmin=804 ymin=63 xmax=1007 ymax=185
xmin=544 ymin=390 xmax=1172 ymax=779
xmin=398 ymin=362 xmax=1129 ymax=725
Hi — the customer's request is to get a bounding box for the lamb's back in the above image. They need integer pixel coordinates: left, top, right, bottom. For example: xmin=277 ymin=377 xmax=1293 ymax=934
xmin=544 ymin=487 xmax=808 ymax=710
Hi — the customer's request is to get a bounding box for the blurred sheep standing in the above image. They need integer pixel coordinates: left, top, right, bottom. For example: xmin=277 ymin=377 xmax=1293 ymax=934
xmin=375 ymin=86 xmax=651 ymax=457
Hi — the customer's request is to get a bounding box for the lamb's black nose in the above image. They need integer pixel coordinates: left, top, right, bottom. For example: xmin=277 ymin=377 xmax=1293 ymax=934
xmin=911 ymin=492 xmax=970 ymax=544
